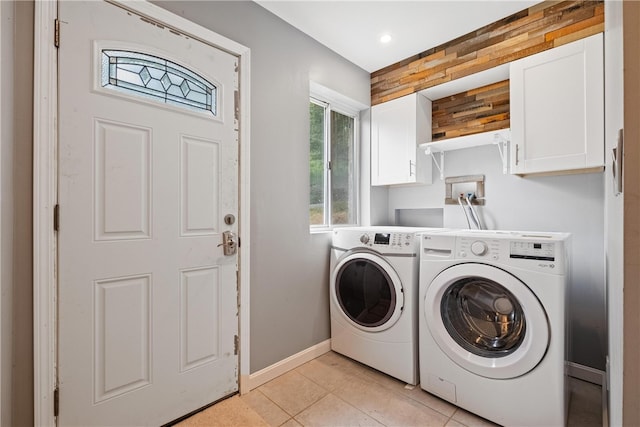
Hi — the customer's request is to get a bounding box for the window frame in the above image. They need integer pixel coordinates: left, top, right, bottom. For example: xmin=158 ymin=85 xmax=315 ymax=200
xmin=309 ymin=86 xmax=361 ymax=232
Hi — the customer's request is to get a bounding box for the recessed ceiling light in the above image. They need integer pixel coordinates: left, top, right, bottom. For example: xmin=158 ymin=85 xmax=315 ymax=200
xmin=379 ymin=34 xmax=392 ymax=44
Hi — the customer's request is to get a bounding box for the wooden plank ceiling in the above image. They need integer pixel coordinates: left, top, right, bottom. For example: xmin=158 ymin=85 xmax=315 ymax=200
xmin=371 ymin=0 xmax=604 ymax=107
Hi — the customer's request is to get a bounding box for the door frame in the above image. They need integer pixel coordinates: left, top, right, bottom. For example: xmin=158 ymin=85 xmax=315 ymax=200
xmin=33 ymin=1 xmax=252 ymax=425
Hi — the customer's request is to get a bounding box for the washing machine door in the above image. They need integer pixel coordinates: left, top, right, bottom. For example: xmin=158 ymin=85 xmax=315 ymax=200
xmin=331 ymin=250 xmax=404 ymax=332
xmin=424 ymin=263 xmax=549 ymax=379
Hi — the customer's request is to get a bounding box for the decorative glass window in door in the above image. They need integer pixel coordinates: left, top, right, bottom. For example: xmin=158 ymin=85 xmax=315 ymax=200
xmin=101 ymin=50 xmax=217 ymax=116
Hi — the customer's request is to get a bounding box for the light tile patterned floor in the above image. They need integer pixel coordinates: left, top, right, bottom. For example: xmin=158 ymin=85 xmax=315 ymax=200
xmin=177 ymin=351 xmax=603 ymax=427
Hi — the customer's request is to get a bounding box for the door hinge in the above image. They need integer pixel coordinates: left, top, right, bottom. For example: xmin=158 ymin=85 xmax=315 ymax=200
xmin=53 ymin=387 xmax=59 ymax=417
xmin=54 ymin=19 xmax=60 ymax=48
xmin=53 ymin=204 xmax=60 ymax=232
xmin=234 ymin=335 xmax=239 ymax=355
xmin=234 ymin=90 xmax=239 ymax=121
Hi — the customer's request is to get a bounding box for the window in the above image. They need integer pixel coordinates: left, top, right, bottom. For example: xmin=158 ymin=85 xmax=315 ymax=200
xmin=309 ymin=92 xmax=359 ymax=229
xmin=101 ymin=50 xmax=217 ymax=116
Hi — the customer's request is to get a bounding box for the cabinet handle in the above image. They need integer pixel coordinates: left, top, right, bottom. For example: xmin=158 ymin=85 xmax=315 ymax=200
xmin=409 ymin=160 xmax=415 ymax=176
xmin=515 ymin=144 xmax=520 ymax=166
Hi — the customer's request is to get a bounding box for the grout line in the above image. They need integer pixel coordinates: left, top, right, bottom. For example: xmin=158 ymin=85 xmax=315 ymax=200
xmin=320 ymin=352 xmax=457 ymax=422
xmin=445 ymin=408 xmax=460 ymax=427
xmin=293 ymin=357 xmax=390 ymax=426
xmin=328 ymin=391 xmax=390 ymax=427
xmin=354 ymin=366 xmax=459 ymax=420
xmin=296 ymin=354 xmax=453 ymax=426
xmin=251 ymin=387 xmax=298 ymax=421
xmin=260 ymin=368 xmax=330 ymax=419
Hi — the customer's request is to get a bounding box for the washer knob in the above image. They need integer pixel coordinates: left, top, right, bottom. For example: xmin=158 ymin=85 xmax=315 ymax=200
xmin=471 ymin=240 xmax=488 ymax=256
xmin=360 ymin=234 xmax=370 ymax=244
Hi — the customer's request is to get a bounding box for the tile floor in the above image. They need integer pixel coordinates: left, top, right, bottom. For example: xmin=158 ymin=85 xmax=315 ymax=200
xmin=176 ymin=351 xmax=603 ymax=427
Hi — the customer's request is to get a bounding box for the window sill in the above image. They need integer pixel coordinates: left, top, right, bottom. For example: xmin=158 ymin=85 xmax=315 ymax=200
xmin=310 ymin=228 xmax=333 ymax=235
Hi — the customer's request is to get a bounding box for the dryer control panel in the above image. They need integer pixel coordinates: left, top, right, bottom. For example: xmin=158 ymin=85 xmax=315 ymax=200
xmin=334 ymin=227 xmax=435 ymax=256
xmin=360 ymin=232 xmax=415 ymax=250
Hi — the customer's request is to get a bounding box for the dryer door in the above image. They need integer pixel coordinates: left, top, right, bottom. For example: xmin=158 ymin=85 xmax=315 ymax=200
xmin=424 ymin=263 xmax=549 ymax=379
xmin=331 ymin=251 xmax=404 ymax=332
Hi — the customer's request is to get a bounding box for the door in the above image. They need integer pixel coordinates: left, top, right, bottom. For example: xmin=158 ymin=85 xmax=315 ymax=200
xmin=331 ymin=251 xmax=404 ymax=332
xmin=58 ymin=2 xmax=239 ymax=425
xmin=423 ymin=263 xmax=549 ymax=379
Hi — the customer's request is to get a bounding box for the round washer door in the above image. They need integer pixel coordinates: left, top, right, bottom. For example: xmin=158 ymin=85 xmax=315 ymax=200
xmin=331 ymin=251 xmax=404 ymax=332
xmin=424 ymin=263 xmax=549 ymax=379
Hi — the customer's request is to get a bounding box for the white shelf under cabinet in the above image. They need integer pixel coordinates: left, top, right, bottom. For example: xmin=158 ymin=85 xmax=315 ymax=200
xmin=418 ymin=128 xmax=510 ymax=179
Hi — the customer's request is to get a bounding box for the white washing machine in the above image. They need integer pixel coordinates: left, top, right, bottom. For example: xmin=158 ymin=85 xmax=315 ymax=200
xmin=330 ymin=226 xmax=440 ymax=385
xmin=419 ymin=230 xmax=571 ymax=426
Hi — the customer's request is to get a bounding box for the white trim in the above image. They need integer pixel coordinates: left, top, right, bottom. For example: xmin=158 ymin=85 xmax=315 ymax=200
xmin=246 ymin=340 xmax=331 ymax=391
xmin=310 ymin=81 xmax=368 ymax=116
xmin=33 ymin=1 xmax=58 ymax=425
xmin=33 ymin=1 xmax=251 ymax=424
xmin=567 ymin=362 xmax=606 ymax=386
xmin=309 ymin=82 xmax=363 ymax=230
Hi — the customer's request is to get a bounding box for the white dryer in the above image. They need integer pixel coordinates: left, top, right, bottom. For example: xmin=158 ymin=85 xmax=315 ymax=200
xmin=330 ymin=226 xmax=438 ymax=385
xmin=419 ymin=230 xmax=570 ymax=426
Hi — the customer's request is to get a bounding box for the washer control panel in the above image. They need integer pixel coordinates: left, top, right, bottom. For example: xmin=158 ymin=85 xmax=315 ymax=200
xmin=456 ymin=236 xmax=560 ymax=263
xmin=510 ymin=241 xmax=555 ymax=261
xmin=420 ymin=230 xmax=568 ymax=274
xmin=458 ymin=238 xmax=501 ymax=260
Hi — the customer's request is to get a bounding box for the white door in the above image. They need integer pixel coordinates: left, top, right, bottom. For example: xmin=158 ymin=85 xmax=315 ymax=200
xmin=58 ymin=2 xmax=239 ymax=425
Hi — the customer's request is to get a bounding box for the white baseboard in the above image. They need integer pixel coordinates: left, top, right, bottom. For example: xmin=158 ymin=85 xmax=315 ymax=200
xmin=567 ymin=362 xmax=605 ymax=385
xmin=246 ymin=339 xmax=332 ymax=391
xmin=244 ymin=343 xmax=604 ymax=391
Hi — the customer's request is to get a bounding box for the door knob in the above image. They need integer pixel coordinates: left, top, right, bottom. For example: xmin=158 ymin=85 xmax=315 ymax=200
xmin=218 ymin=230 xmax=237 ymax=256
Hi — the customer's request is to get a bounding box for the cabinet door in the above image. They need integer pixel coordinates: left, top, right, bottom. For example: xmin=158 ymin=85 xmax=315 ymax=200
xmin=510 ymin=33 xmax=603 ymax=175
xmin=371 ymin=94 xmax=430 ymax=186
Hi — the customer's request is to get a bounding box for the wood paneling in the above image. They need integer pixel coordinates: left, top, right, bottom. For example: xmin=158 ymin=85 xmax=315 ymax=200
xmin=371 ymin=0 xmax=604 ymax=106
xmin=431 ymin=80 xmax=509 ymax=141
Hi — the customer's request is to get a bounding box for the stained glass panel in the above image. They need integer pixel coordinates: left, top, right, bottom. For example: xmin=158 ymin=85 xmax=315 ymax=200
xmin=101 ymin=50 xmax=217 ymax=116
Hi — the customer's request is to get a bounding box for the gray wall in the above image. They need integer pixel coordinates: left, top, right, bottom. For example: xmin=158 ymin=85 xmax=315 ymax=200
xmin=1 ymin=1 xmax=34 ymax=425
xmin=385 ymin=145 xmax=606 ymax=370
xmin=155 ymin=1 xmax=371 ymax=372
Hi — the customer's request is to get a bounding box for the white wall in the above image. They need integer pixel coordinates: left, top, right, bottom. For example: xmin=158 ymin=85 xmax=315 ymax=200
xmin=387 ymin=144 xmax=606 ymax=370
xmin=155 ymin=1 xmax=371 ymax=372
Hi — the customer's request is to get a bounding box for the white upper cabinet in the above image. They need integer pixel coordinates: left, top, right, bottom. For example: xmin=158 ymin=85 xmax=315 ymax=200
xmin=371 ymin=93 xmax=432 ymax=186
xmin=509 ymin=33 xmax=604 ymax=176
